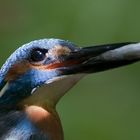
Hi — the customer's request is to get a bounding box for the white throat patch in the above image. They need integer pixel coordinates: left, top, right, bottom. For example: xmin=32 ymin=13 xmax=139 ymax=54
xmin=22 ymin=74 xmax=85 ymax=107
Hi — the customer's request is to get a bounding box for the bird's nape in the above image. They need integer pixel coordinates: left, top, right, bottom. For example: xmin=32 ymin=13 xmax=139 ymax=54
xmin=0 ymin=39 xmax=140 ymax=140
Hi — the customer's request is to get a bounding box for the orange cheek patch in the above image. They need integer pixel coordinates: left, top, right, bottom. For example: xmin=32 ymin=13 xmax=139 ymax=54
xmin=29 ymin=59 xmax=81 ymax=70
xmin=46 ymin=60 xmax=80 ymax=69
xmin=5 ymin=61 xmax=30 ymax=81
xmin=5 ymin=58 xmax=81 ymax=81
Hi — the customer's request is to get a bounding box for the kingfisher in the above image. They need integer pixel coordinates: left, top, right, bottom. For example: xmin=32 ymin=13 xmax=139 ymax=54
xmin=0 ymin=39 xmax=140 ymax=140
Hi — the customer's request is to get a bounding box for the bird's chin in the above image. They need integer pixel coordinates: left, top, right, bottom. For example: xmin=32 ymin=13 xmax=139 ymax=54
xmin=20 ymin=74 xmax=85 ymax=108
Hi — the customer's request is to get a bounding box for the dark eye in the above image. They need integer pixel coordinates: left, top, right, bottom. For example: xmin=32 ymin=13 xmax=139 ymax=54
xmin=30 ymin=49 xmax=47 ymax=62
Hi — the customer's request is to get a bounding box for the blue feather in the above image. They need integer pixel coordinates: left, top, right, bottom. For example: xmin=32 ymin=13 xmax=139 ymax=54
xmin=0 ymin=110 xmax=50 ymax=140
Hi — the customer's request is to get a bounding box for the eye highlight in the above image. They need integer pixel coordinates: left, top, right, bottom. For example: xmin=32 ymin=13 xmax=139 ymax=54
xmin=30 ymin=48 xmax=48 ymax=62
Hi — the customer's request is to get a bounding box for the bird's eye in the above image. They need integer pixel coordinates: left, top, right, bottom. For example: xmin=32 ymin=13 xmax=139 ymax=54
xmin=30 ymin=49 xmax=47 ymax=62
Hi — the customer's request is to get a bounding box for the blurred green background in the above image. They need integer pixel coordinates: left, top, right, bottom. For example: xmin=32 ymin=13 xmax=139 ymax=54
xmin=0 ymin=0 xmax=140 ymax=139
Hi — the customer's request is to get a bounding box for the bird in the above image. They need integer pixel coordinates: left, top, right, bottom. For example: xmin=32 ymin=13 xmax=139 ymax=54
xmin=0 ymin=38 xmax=140 ymax=140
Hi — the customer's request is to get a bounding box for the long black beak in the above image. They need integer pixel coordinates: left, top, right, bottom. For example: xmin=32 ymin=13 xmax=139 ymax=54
xmin=59 ymin=42 xmax=140 ymax=75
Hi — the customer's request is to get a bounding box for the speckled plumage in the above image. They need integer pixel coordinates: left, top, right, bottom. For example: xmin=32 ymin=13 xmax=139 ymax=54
xmin=0 ymin=39 xmax=77 ymax=140
xmin=0 ymin=39 xmax=140 ymax=140
xmin=0 ymin=39 xmax=77 ymax=107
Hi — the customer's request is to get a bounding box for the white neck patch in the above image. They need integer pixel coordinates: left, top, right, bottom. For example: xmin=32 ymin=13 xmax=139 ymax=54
xmin=22 ymin=74 xmax=85 ymax=107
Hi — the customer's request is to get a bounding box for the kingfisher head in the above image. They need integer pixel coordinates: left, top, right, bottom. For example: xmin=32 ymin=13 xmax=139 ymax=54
xmin=0 ymin=39 xmax=140 ymax=109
